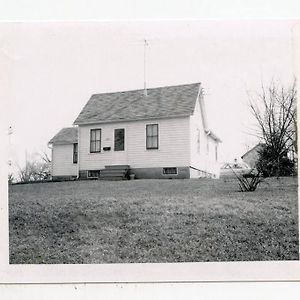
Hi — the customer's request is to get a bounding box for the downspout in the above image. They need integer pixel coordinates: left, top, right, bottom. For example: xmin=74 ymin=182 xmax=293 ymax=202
xmin=47 ymin=142 xmax=53 ymax=179
xmin=77 ymin=126 xmax=80 ymax=179
xmin=198 ymin=84 xmax=209 ymax=176
xmin=190 ymin=83 xmax=203 ymax=173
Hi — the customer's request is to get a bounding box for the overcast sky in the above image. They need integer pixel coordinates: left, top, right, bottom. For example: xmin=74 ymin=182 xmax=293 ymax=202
xmin=1 ymin=20 xmax=297 ymax=169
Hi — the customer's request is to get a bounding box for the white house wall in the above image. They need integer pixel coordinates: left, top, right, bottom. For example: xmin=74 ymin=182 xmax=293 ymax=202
xmin=52 ymin=144 xmax=77 ymax=177
xmin=78 ymin=117 xmax=190 ymax=171
xmin=189 ymin=99 xmax=220 ymax=178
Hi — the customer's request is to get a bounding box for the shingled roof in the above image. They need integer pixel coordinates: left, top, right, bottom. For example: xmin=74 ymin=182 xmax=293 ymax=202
xmin=73 ymin=83 xmax=201 ymax=125
xmin=49 ymin=127 xmax=78 ymax=145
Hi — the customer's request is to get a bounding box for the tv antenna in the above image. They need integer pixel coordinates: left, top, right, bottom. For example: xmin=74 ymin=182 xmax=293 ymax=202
xmin=143 ymin=39 xmax=148 ymax=96
xmin=8 ymin=126 xmax=13 ymax=166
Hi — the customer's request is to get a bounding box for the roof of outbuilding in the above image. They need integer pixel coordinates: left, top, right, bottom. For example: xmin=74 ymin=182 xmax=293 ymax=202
xmin=73 ymin=83 xmax=201 ymax=125
xmin=241 ymin=143 xmax=265 ymax=159
xmin=49 ymin=127 xmax=78 ymax=145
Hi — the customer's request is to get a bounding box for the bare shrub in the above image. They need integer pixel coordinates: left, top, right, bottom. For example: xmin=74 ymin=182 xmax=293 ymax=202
xmin=17 ymin=152 xmax=51 ymax=183
xmin=230 ymin=166 xmax=264 ymax=192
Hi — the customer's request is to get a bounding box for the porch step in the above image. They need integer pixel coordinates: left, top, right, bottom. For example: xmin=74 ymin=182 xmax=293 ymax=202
xmin=100 ymin=170 xmax=127 ymax=177
xmin=99 ymin=165 xmax=130 ymax=180
xmin=104 ymin=165 xmax=130 ymax=170
xmin=99 ymin=176 xmax=126 ymax=181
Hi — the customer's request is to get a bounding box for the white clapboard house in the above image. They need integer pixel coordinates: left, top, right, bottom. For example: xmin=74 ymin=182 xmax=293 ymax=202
xmin=49 ymin=83 xmax=221 ymax=180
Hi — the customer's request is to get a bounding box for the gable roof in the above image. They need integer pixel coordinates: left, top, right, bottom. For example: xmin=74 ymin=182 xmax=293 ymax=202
xmin=49 ymin=127 xmax=78 ymax=145
xmin=241 ymin=143 xmax=265 ymax=159
xmin=73 ymin=83 xmax=201 ymax=125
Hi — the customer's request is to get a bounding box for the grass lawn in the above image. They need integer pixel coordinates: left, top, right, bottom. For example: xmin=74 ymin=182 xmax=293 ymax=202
xmin=9 ymin=177 xmax=298 ymax=264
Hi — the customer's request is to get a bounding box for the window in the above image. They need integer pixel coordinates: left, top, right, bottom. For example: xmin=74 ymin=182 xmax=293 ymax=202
xmin=87 ymin=170 xmax=100 ymax=178
xmin=146 ymin=124 xmax=159 ymax=149
xmin=90 ymin=129 xmax=101 ymax=153
xmin=215 ymin=144 xmax=218 ymax=161
xmin=197 ymin=128 xmax=200 ymax=153
xmin=73 ymin=143 xmax=78 ymax=164
xmin=163 ymin=167 xmax=178 ymax=175
xmin=114 ymin=128 xmax=125 ymax=151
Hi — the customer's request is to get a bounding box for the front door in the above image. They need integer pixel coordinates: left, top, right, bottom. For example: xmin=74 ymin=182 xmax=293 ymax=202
xmin=112 ymin=128 xmax=127 ymax=165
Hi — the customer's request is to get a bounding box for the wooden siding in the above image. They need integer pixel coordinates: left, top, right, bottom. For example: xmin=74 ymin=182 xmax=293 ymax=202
xmin=52 ymin=144 xmax=78 ymax=176
xmin=78 ymin=117 xmax=190 ymax=171
xmin=189 ymin=99 xmax=220 ymax=178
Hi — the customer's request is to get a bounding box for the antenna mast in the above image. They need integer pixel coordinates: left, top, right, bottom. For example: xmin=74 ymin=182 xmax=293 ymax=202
xmin=144 ymin=39 xmax=148 ymax=96
xmin=8 ymin=126 xmax=13 ymax=167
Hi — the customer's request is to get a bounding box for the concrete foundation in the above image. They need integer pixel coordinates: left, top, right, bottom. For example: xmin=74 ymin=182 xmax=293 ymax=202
xmin=129 ymin=166 xmax=190 ymax=179
xmin=52 ymin=175 xmax=77 ymax=181
xmin=77 ymin=167 xmax=191 ymax=179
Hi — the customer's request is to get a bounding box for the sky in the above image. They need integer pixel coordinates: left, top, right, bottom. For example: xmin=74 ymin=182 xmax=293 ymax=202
xmin=0 ymin=20 xmax=297 ymax=172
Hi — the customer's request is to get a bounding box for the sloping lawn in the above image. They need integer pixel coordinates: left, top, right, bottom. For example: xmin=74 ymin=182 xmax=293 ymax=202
xmin=9 ymin=177 xmax=298 ymax=264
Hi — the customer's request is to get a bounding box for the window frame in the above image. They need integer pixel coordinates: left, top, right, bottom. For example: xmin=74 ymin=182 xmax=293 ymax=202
xmin=87 ymin=170 xmax=100 ymax=179
xmin=73 ymin=143 xmax=78 ymax=164
xmin=90 ymin=128 xmax=101 ymax=153
xmin=146 ymin=124 xmax=159 ymax=150
xmin=163 ymin=167 xmax=178 ymax=175
xmin=114 ymin=128 xmax=125 ymax=151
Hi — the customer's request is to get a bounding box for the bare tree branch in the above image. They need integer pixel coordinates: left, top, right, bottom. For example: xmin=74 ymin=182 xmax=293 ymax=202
xmin=248 ymin=79 xmax=297 ymax=176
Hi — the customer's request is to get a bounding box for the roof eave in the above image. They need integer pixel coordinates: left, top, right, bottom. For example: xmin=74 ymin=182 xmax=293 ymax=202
xmin=49 ymin=141 xmax=78 ymax=146
xmin=73 ymin=114 xmax=192 ymax=126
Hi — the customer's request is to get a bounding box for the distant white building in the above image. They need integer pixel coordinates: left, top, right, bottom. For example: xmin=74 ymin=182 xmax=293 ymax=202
xmin=241 ymin=143 xmax=265 ymax=169
xmin=49 ymin=83 xmax=221 ymax=180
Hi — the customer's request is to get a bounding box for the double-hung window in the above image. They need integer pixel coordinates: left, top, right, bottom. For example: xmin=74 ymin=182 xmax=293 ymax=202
xmin=73 ymin=143 xmax=78 ymax=164
xmin=90 ymin=129 xmax=101 ymax=153
xmin=146 ymin=124 xmax=159 ymax=149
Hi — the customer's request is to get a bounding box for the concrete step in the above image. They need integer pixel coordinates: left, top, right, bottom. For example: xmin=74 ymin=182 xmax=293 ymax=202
xmin=99 ymin=176 xmax=127 ymax=181
xmin=100 ymin=171 xmax=127 ymax=177
xmin=99 ymin=165 xmax=130 ymax=180
xmin=101 ymin=169 xmax=127 ymax=174
xmin=104 ymin=165 xmax=130 ymax=170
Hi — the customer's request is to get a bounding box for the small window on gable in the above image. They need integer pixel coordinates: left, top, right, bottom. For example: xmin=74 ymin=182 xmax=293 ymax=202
xmin=146 ymin=124 xmax=159 ymax=149
xmin=73 ymin=143 xmax=78 ymax=164
xmin=90 ymin=129 xmax=101 ymax=153
xmin=163 ymin=167 xmax=178 ymax=175
xmin=114 ymin=128 xmax=125 ymax=151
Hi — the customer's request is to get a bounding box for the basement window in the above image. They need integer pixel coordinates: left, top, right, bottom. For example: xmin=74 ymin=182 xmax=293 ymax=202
xmin=87 ymin=170 xmax=100 ymax=179
xmin=163 ymin=167 xmax=178 ymax=175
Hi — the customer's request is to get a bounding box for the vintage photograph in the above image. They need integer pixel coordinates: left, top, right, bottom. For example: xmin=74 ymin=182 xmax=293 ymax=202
xmin=4 ymin=20 xmax=298 ymax=264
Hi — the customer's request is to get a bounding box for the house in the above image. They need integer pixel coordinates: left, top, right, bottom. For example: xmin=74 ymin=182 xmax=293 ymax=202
xmin=241 ymin=143 xmax=265 ymax=168
xmin=48 ymin=127 xmax=78 ymax=180
xmin=48 ymin=83 xmax=221 ymax=180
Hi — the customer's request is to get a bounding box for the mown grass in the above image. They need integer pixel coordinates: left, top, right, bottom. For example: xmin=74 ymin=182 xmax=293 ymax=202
xmin=9 ymin=177 xmax=298 ymax=264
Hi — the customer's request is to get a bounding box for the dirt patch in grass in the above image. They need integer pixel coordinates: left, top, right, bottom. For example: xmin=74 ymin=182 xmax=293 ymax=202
xmin=9 ymin=177 xmax=298 ymax=263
